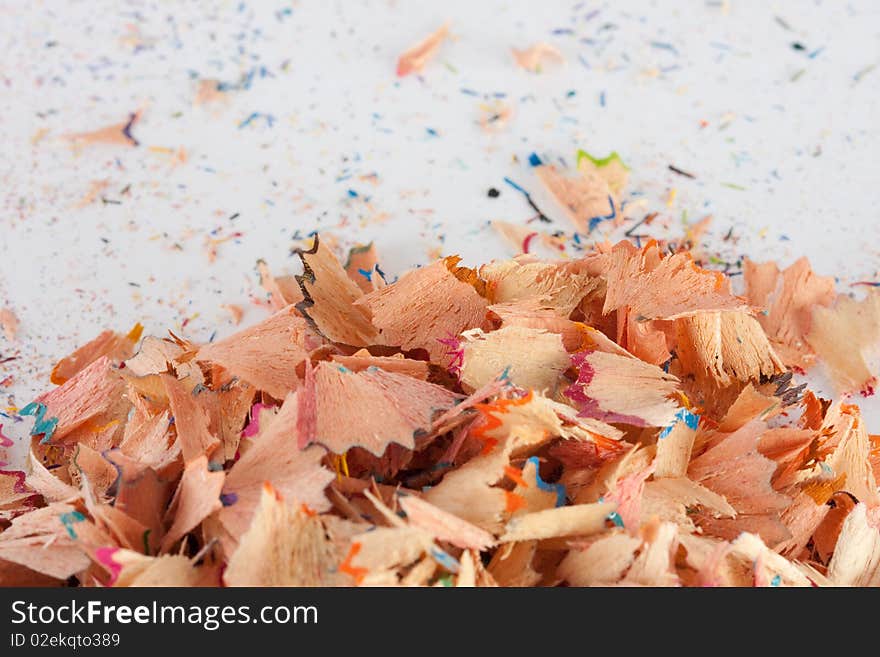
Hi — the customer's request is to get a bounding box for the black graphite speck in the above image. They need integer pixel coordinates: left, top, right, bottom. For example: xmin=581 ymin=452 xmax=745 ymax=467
xmin=487 ymin=187 xmax=500 ymax=198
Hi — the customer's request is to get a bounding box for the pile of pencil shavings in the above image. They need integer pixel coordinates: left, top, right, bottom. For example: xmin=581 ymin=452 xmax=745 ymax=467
xmin=2 ymin=230 xmax=880 ymax=588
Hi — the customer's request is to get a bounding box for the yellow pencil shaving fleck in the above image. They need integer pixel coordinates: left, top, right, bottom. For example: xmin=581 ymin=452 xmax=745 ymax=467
xmin=126 ymin=322 xmax=144 ymax=342
xmin=332 ymin=453 xmax=350 ymax=481
xmin=94 ymin=419 xmax=120 ymax=433
xmin=208 ymin=235 xmax=237 ymax=247
xmin=666 ymin=188 xmax=677 ymax=208
xmin=31 ymin=128 xmax=49 ymax=146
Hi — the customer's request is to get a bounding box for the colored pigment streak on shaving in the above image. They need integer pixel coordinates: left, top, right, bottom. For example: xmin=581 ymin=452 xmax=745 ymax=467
xmin=472 ymin=390 xmax=535 ymax=454
xmin=339 ymin=543 xmax=368 ymax=585
xmin=19 ymin=402 xmax=59 ymax=443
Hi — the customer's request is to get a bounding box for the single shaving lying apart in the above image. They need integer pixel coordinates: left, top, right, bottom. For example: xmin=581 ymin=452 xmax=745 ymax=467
xmin=2 ymin=224 xmax=880 ymax=587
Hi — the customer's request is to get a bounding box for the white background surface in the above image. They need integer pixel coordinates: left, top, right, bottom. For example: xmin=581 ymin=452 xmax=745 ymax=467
xmin=2 ymin=0 xmax=879 ymax=464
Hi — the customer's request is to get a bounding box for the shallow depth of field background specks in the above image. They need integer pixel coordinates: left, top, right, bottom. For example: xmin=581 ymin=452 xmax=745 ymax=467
xmin=2 ymin=0 xmax=879 ymax=464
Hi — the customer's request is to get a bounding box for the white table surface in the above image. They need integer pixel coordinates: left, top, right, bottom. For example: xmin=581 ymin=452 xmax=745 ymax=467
xmin=2 ymin=0 xmax=879 ymax=466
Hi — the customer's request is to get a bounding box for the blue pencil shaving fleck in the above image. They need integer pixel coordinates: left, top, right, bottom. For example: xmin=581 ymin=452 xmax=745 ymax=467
xmin=337 ymin=365 xmax=351 ymax=373
xmin=20 ymin=402 xmax=59 ymax=444
xmin=238 ymin=112 xmax=275 ymax=129
xmin=121 ymin=113 xmax=139 ymax=146
xmin=658 ymin=408 xmax=700 ymax=439
xmin=528 ymin=152 xmax=543 ymax=167
xmin=587 ymin=195 xmax=616 ymax=232
xmin=218 ymin=66 xmax=272 ymax=92
xmin=526 ymin=456 xmax=566 ymax=507
xmin=771 ymin=574 xmax=781 ymax=587
xmin=59 ymin=511 xmax=86 ymax=539
xmin=357 ymin=267 xmax=373 ymax=281
xmin=503 ymin=176 xmax=528 ymax=195
xmin=220 ymin=492 xmax=238 ymax=507
xmin=650 ymin=41 xmax=679 ymax=55
xmin=430 ymin=548 xmax=460 ymax=573
xmin=599 ymin=91 xmax=606 ymax=107
xmin=499 ymin=365 xmax=512 ymax=381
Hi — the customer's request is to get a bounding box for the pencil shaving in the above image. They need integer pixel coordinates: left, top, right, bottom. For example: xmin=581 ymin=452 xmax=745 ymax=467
xmin=3 ymin=223 xmax=879 ymax=588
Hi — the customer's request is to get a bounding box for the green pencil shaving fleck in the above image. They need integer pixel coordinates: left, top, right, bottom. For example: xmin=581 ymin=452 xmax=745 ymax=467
xmin=853 ymin=63 xmax=876 ymax=84
xmin=576 ymin=149 xmax=630 ymax=171
xmin=721 ymin=182 xmax=746 ymax=191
